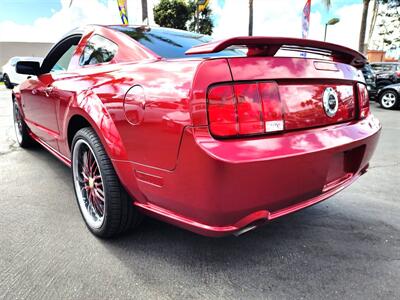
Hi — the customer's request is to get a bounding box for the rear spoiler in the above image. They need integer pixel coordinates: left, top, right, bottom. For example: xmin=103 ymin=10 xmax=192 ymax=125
xmin=185 ymin=36 xmax=367 ymax=68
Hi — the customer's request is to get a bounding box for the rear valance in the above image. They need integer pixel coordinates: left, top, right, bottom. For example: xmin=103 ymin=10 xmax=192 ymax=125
xmin=185 ymin=36 xmax=366 ymax=68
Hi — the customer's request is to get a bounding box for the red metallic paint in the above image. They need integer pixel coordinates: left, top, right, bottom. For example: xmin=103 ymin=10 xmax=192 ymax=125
xmin=14 ymin=25 xmax=381 ymax=237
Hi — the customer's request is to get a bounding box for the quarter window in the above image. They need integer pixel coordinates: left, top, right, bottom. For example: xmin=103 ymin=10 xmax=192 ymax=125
xmin=79 ymin=35 xmax=118 ymax=66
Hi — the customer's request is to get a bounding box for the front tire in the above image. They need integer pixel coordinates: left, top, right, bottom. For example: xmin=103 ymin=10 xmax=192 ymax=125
xmin=3 ymin=74 xmax=13 ymax=89
xmin=13 ymin=101 xmax=34 ymax=148
xmin=71 ymin=127 xmax=142 ymax=238
xmin=379 ymin=90 xmax=399 ymax=109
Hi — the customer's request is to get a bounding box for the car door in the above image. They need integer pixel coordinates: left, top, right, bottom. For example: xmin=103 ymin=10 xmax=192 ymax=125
xmin=20 ymin=35 xmax=81 ymax=150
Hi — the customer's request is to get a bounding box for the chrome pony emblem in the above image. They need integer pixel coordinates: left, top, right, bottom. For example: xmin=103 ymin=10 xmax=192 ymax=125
xmin=323 ymin=87 xmax=339 ymax=117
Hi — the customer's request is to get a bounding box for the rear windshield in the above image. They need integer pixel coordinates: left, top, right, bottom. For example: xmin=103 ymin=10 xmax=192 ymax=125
xmin=110 ymin=25 xmax=245 ymax=59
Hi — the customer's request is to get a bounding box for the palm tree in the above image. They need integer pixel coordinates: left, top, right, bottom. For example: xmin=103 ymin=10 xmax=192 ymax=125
xmin=323 ymin=0 xmax=371 ymax=53
xmin=142 ymin=0 xmax=148 ymax=23
xmin=359 ymin=0 xmax=371 ymax=53
xmin=322 ymin=0 xmax=331 ymax=9
xmin=249 ymin=0 xmax=253 ymax=36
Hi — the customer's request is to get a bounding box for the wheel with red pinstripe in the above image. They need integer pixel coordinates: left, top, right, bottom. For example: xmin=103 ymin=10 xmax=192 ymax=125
xmin=71 ymin=127 xmax=142 ymax=238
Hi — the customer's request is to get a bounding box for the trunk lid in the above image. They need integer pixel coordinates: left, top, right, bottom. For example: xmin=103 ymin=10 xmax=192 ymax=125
xmin=187 ymin=37 xmax=368 ymax=136
xmin=227 ymin=57 xmax=360 ymax=130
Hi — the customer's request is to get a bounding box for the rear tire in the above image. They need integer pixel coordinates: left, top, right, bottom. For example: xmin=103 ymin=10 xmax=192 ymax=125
xmin=3 ymin=74 xmax=13 ymax=89
xmin=379 ymin=90 xmax=399 ymax=110
xmin=71 ymin=127 xmax=142 ymax=238
xmin=13 ymin=101 xmax=35 ymax=148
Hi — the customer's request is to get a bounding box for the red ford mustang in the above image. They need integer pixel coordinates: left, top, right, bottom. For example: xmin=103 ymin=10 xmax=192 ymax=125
xmin=12 ymin=25 xmax=381 ymax=238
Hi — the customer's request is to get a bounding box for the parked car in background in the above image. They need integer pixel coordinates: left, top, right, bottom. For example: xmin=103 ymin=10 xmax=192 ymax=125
xmin=361 ymin=63 xmax=377 ymax=99
xmin=2 ymin=56 xmax=43 ymax=89
xmin=377 ymin=82 xmax=400 ymax=109
xmin=12 ymin=25 xmax=380 ymax=238
xmin=370 ymin=62 xmax=400 ymax=89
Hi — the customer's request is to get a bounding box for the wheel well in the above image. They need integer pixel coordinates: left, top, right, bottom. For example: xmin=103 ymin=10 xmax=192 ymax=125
xmin=67 ymin=115 xmax=92 ymax=149
xmin=378 ymin=88 xmax=399 ymax=99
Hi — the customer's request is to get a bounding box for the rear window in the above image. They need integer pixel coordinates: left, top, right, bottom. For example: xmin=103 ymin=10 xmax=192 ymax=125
xmin=111 ymin=26 xmax=244 ymax=59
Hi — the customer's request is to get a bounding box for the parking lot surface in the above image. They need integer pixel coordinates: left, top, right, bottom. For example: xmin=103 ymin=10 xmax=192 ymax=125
xmin=0 ymin=86 xmax=399 ymax=299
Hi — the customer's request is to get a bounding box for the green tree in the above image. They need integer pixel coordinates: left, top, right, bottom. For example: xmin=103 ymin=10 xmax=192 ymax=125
xmin=376 ymin=0 xmax=400 ymax=52
xmin=188 ymin=1 xmax=214 ymax=35
xmin=153 ymin=0 xmax=191 ymax=30
xmin=153 ymin=0 xmax=214 ymax=35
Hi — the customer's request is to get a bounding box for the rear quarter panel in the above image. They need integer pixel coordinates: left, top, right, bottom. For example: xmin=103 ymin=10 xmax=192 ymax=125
xmin=88 ymin=59 xmax=202 ymax=170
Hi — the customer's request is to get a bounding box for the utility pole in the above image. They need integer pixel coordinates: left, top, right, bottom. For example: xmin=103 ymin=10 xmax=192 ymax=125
xmin=141 ymin=0 xmax=148 ymax=24
xmin=249 ymin=0 xmax=253 ymax=36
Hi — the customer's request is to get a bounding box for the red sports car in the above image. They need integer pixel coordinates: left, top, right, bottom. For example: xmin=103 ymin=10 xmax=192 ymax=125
xmin=12 ymin=25 xmax=381 ymax=238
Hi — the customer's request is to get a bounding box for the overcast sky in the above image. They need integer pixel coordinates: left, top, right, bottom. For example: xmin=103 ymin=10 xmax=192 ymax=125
xmin=0 ymin=0 xmax=365 ymax=51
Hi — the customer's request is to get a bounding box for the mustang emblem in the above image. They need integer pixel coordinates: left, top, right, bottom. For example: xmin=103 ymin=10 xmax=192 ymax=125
xmin=323 ymin=87 xmax=339 ymax=117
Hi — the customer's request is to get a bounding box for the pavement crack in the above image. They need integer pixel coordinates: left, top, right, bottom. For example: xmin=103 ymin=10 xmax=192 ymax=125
xmin=0 ymin=137 xmax=20 ymax=156
xmin=369 ymin=162 xmax=400 ymax=169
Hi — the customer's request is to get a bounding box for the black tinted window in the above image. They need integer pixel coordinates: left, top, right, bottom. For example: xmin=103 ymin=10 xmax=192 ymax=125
xmin=111 ymin=26 xmax=244 ymax=59
xmin=80 ymin=35 xmax=118 ymax=66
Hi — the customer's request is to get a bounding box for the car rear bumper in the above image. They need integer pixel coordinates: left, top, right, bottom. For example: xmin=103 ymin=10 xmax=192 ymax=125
xmin=113 ymin=114 xmax=381 ymax=237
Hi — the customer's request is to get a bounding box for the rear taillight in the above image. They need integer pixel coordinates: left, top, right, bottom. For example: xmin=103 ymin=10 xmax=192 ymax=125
xmin=396 ymin=71 xmax=400 ymax=77
xmin=207 ymin=82 xmax=283 ymax=137
xmin=357 ymin=83 xmax=370 ymax=119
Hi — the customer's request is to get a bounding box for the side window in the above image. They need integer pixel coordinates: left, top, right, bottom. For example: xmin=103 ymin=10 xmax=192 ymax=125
xmin=79 ymin=35 xmax=118 ymax=66
xmin=51 ymin=45 xmax=77 ymax=72
xmin=41 ymin=34 xmax=82 ymax=74
xmin=10 ymin=57 xmax=20 ymax=66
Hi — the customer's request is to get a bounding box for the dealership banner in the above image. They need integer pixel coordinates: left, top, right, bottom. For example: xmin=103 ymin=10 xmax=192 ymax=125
xmin=117 ymin=0 xmax=129 ymax=25
xmin=301 ymin=0 xmax=311 ymax=57
xmin=198 ymin=0 xmax=210 ymax=12
xmin=302 ymin=0 xmax=311 ymax=38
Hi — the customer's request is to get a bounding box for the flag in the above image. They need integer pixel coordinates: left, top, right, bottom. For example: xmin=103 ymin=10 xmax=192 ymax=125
xmin=198 ymin=0 xmax=210 ymax=12
xmin=117 ymin=0 xmax=129 ymax=25
xmin=302 ymin=0 xmax=311 ymax=39
xmin=301 ymin=0 xmax=311 ymax=57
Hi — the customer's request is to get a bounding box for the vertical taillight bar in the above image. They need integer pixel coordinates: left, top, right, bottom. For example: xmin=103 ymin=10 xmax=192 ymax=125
xmin=207 ymin=82 xmax=283 ymax=137
xmin=208 ymin=85 xmax=238 ymax=136
xmin=234 ymin=83 xmax=264 ymax=135
xmin=259 ymin=82 xmax=284 ymax=132
xmin=357 ymin=83 xmax=370 ymax=119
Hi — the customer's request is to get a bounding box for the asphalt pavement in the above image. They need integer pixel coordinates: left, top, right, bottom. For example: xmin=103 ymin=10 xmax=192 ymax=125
xmin=0 ymin=85 xmax=399 ymax=299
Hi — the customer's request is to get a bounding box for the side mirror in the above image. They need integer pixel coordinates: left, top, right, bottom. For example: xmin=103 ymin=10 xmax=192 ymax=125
xmin=16 ymin=61 xmax=41 ymax=75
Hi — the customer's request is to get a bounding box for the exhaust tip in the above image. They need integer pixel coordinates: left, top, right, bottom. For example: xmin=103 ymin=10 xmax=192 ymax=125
xmin=233 ymin=218 xmax=267 ymax=237
xmin=233 ymin=224 xmax=258 ymax=236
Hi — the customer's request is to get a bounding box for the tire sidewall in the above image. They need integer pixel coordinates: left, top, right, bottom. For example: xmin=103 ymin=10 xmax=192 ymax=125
xmin=3 ymin=74 xmax=13 ymax=89
xmin=12 ymin=100 xmax=33 ymax=147
xmin=71 ymin=129 xmax=111 ymax=237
